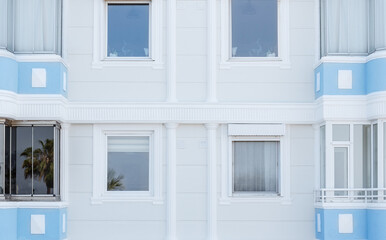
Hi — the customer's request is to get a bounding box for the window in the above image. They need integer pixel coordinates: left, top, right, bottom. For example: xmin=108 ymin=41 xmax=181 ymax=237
xmin=220 ymin=0 xmax=290 ymax=67
xmin=231 ymin=0 xmax=278 ymax=58
xmin=0 ymin=121 xmax=60 ymax=200
xmin=233 ymin=140 xmax=279 ymax=194
xmin=107 ymin=3 xmax=150 ymax=58
xmin=320 ymin=0 xmax=386 ymax=57
xmin=0 ymin=0 xmax=62 ymax=55
xmin=92 ymin=124 xmax=162 ymax=204
xmin=221 ymin=124 xmax=290 ymax=203
xmin=93 ymin=0 xmax=162 ymax=67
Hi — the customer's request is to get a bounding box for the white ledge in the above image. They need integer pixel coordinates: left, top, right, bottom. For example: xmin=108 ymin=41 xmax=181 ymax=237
xmin=0 ymin=49 xmax=68 ymax=68
xmin=0 ymin=201 xmax=68 ymax=209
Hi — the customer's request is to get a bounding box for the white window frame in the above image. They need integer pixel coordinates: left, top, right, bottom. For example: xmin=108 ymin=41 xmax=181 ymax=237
xmin=92 ymin=124 xmax=163 ymax=204
xmin=220 ymin=124 xmax=291 ymax=204
xmin=220 ymin=0 xmax=290 ymax=69
xmin=92 ymin=0 xmax=163 ymax=69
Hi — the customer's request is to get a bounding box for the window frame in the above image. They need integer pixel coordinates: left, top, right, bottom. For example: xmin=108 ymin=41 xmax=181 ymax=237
xmin=220 ymin=0 xmax=290 ymax=68
xmin=220 ymin=124 xmax=290 ymax=204
xmin=93 ymin=0 xmax=163 ymax=68
xmin=92 ymin=124 xmax=163 ymax=204
xmin=0 ymin=120 xmax=61 ymax=202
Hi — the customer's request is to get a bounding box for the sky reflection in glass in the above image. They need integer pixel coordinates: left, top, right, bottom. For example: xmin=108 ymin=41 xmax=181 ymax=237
xmin=108 ymin=4 xmax=149 ymax=57
xmin=231 ymin=0 xmax=278 ymax=57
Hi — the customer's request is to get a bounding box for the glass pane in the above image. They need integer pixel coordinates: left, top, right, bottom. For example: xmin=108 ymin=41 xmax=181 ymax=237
xmin=231 ymin=0 xmax=278 ymax=57
xmin=4 ymin=126 xmax=10 ymax=194
xmin=233 ymin=141 xmax=279 ymax=193
xmin=353 ymin=125 xmax=371 ymax=188
xmin=334 ymin=147 xmax=348 ymax=189
xmin=321 ymin=0 xmax=368 ymax=56
xmin=107 ymin=136 xmax=150 ymax=191
xmin=0 ymin=124 xmax=4 ymax=194
xmin=14 ymin=0 xmax=61 ymax=54
xmin=107 ymin=4 xmax=149 ymax=57
xmin=332 ymin=124 xmax=350 ymax=141
xmin=373 ymin=124 xmax=378 ymax=188
xmin=32 ymin=126 xmax=54 ymax=195
xmin=320 ymin=126 xmax=326 ymax=188
xmin=370 ymin=0 xmax=386 ymax=51
xmin=0 ymin=0 xmax=8 ymax=48
xmin=13 ymin=127 xmax=33 ymax=195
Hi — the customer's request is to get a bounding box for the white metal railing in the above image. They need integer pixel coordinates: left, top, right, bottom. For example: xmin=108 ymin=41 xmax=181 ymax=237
xmin=315 ymin=188 xmax=386 ymax=204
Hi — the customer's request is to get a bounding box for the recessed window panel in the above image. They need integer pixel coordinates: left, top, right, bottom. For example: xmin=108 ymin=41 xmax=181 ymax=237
xmin=107 ymin=136 xmax=150 ymax=191
xmin=233 ymin=141 xmax=279 ymax=193
xmin=334 ymin=147 xmax=348 ymax=189
xmin=231 ymin=0 xmax=278 ymax=57
xmin=332 ymin=124 xmax=350 ymax=141
xmin=107 ymin=4 xmax=150 ymax=58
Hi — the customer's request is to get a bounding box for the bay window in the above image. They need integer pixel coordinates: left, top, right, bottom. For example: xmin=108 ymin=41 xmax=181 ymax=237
xmin=0 ymin=121 xmax=61 ymax=200
xmin=0 ymin=0 xmax=62 ymax=55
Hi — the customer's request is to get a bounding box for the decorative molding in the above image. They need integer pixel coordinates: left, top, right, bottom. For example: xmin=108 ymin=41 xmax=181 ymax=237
xmin=60 ymin=123 xmax=70 ymax=203
xmin=228 ymin=124 xmax=285 ymax=136
xmin=165 ymin=123 xmax=178 ymax=240
xmin=205 ymin=123 xmax=218 ymax=240
xmin=0 ymin=49 xmax=68 ymax=68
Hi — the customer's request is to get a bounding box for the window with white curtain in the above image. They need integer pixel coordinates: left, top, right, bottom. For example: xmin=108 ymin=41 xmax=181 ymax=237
xmin=320 ymin=0 xmax=368 ymax=56
xmin=0 ymin=0 xmax=62 ymax=55
xmin=232 ymin=140 xmax=279 ymax=194
xmin=369 ymin=0 xmax=386 ymax=52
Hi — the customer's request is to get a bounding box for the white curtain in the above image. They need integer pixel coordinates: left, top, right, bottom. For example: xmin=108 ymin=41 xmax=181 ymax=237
xmin=0 ymin=0 xmax=8 ymax=48
xmin=371 ymin=0 xmax=386 ymax=50
xmin=233 ymin=141 xmax=278 ymax=192
xmin=14 ymin=0 xmax=59 ymax=53
xmin=323 ymin=0 xmax=368 ymax=55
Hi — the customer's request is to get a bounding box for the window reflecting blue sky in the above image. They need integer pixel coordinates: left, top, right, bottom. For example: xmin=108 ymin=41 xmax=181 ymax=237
xmin=108 ymin=4 xmax=149 ymax=57
xmin=232 ymin=0 xmax=278 ymax=57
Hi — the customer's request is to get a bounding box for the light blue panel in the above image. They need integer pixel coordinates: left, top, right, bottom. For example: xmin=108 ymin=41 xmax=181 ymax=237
xmin=367 ymin=209 xmax=386 ymax=240
xmin=315 ymin=208 xmax=324 ymax=240
xmin=18 ymin=62 xmax=67 ymax=97
xmin=17 ymin=208 xmax=67 ymax=240
xmin=315 ymin=208 xmax=367 ymax=240
xmin=0 ymin=57 xmax=18 ymax=92
xmin=366 ymin=58 xmax=386 ymax=94
xmin=0 ymin=208 xmax=17 ymax=240
xmin=314 ymin=62 xmax=366 ymax=99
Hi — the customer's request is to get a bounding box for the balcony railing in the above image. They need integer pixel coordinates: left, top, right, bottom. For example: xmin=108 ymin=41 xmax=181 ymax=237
xmin=315 ymin=188 xmax=386 ymax=205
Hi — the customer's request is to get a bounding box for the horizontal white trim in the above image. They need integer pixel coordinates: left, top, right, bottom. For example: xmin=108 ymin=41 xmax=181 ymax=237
xmin=91 ymin=197 xmax=164 ymax=205
xmin=228 ymin=124 xmax=285 ymax=136
xmin=0 ymin=201 xmax=68 ymax=209
xmin=219 ymin=197 xmax=292 ymax=205
xmin=315 ymin=50 xmax=386 ymax=68
xmin=4 ymin=90 xmax=386 ymax=123
xmin=0 ymin=49 xmax=68 ymax=68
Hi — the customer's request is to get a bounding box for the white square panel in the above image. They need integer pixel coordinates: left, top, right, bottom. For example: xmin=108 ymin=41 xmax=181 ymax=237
xmin=32 ymin=68 xmax=47 ymax=88
xmin=31 ymin=214 xmax=46 ymax=235
xmin=316 ymin=72 xmax=320 ymax=92
xmin=63 ymin=72 xmax=67 ymax=92
xmin=339 ymin=214 xmax=353 ymax=233
xmin=338 ymin=70 xmax=352 ymax=89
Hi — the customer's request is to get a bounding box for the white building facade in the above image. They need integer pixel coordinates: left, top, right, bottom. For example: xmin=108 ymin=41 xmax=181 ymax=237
xmin=0 ymin=0 xmax=385 ymax=239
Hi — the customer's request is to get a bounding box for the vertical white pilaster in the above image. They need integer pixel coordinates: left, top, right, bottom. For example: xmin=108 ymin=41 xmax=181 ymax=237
xmin=206 ymin=0 xmax=217 ymax=102
xmin=325 ymin=122 xmax=334 ymax=189
xmin=165 ymin=123 xmax=178 ymax=240
xmin=167 ymin=0 xmax=177 ymax=102
xmin=60 ymin=123 xmax=70 ymax=202
xmin=205 ymin=123 xmax=218 ymax=240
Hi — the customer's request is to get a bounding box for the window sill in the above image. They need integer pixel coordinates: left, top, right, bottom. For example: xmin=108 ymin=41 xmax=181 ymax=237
xmin=220 ymin=57 xmax=290 ymax=69
xmin=219 ymin=196 xmax=292 ymax=205
xmin=90 ymin=196 xmax=164 ymax=205
xmin=0 ymin=49 xmax=67 ymax=67
xmin=92 ymin=58 xmax=164 ymax=69
xmin=0 ymin=200 xmax=68 ymax=208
